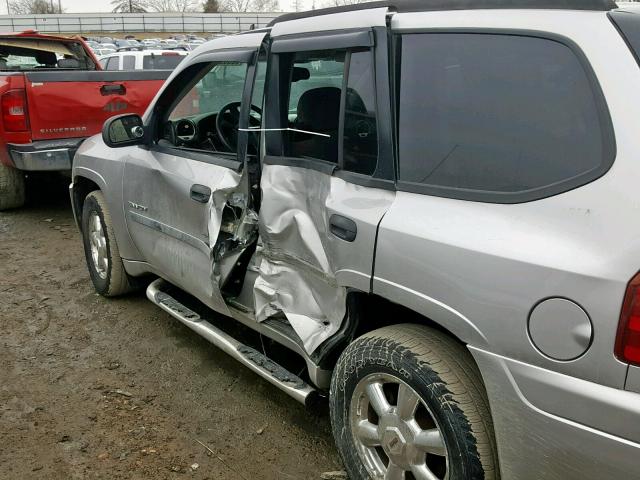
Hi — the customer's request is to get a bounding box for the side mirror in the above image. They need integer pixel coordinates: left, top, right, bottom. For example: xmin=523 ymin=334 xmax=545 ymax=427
xmin=102 ymin=114 xmax=145 ymax=148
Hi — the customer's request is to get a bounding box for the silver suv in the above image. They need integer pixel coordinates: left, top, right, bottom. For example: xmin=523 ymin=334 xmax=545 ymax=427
xmin=70 ymin=1 xmax=640 ymax=478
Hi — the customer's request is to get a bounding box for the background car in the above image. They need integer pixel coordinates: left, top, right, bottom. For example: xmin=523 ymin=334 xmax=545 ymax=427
xmin=91 ymin=47 xmax=116 ymax=57
xmin=98 ymin=50 xmax=187 ymax=71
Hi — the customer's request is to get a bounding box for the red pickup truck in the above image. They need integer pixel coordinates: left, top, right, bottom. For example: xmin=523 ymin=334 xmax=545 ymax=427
xmin=0 ymin=31 xmax=171 ymax=210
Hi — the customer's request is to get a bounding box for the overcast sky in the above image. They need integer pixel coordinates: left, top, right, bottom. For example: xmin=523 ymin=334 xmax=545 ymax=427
xmin=1 ymin=0 xmax=308 ymax=14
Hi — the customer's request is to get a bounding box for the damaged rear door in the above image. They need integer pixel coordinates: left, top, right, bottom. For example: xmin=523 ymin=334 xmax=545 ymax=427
xmin=122 ymin=44 xmax=264 ymax=315
xmin=254 ymin=26 xmax=396 ymax=354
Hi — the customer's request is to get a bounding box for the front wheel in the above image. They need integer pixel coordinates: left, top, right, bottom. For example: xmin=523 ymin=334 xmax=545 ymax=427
xmin=81 ymin=190 xmax=134 ymax=297
xmin=330 ymin=324 xmax=499 ymax=480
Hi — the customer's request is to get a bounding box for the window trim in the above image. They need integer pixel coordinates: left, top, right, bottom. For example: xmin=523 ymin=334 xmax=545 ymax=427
xmin=271 ymin=28 xmax=374 ymax=53
xmin=154 ymin=143 xmax=242 ymax=171
xmin=393 ymin=28 xmax=617 ymax=205
xmin=147 ymin=48 xmax=259 ymax=166
xmin=609 ymin=11 xmax=640 ymax=69
xmin=264 ymin=27 xmax=394 ymax=188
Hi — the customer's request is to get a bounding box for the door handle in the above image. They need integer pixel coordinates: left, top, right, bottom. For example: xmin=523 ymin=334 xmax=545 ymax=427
xmin=190 ymin=184 xmax=211 ymax=204
xmin=100 ymin=84 xmax=126 ymax=96
xmin=329 ymin=214 xmax=357 ymax=242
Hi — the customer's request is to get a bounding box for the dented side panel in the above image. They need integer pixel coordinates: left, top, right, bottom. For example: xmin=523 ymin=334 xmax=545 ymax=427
xmin=254 ymin=164 xmax=394 ymax=353
xmin=123 ymin=147 xmax=242 ymax=315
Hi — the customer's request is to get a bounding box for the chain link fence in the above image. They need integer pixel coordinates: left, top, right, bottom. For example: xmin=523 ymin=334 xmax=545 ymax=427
xmin=0 ymin=13 xmax=281 ymax=34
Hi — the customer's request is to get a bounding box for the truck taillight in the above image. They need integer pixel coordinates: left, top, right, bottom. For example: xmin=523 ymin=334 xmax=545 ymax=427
xmin=616 ymin=272 xmax=640 ymax=366
xmin=2 ymin=89 xmax=29 ymax=132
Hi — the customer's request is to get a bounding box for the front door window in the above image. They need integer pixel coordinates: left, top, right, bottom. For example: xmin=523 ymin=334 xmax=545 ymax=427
xmin=162 ymin=62 xmax=251 ymax=154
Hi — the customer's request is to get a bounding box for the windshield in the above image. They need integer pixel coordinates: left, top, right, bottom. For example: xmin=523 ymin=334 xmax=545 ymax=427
xmin=169 ymin=62 xmax=247 ymax=120
xmin=0 ymin=37 xmax=94 ymax=70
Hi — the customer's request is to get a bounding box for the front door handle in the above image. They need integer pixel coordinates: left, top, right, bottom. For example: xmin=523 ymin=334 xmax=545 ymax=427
xmin=190 ymin=184 xmax=211 ymax=204
xmin=329 ymin=214 xmax=357 ymax=242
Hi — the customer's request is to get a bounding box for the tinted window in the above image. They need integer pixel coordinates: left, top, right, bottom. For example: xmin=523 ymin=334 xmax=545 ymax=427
xmin=143 ymin=53 xmax=184 ymax=70
xmin=343 ymin=50 xmax=377 ymax=175
xmin=122 ymin=55 xmax=135 ymax=70
xmin=105 ymin=56 xmax=119 ymax=71
xmin=285 ymin=51 xmax=345 ymax=163
xmin=399 ymin=34 xmax=612 ymax=201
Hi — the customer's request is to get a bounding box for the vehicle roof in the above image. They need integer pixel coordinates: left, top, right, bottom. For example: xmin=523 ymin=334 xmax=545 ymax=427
xmin=0 ymin=30 xmax=86 ymax=44
xmin=268 ymin=0 xmax=617 ymax=26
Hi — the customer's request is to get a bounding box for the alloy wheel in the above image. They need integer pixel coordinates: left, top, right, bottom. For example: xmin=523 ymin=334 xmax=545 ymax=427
xmin=349 ymin=373 xmax=449 ymax=480
xmin=89 ymin=211 xmax=108 ymax=280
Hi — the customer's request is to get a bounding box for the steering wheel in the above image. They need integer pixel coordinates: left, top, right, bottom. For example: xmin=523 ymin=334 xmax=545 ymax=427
xmin=215 ymin=102 xmax=262 ymax=152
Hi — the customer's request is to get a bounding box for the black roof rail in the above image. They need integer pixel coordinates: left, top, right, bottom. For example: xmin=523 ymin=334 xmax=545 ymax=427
xmin=268 ymin=0 xmax=618 ymax=26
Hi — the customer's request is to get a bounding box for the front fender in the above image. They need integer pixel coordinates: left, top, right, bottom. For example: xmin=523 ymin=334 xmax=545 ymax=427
xmin=71 ymin=134 xmax=141 ymax=262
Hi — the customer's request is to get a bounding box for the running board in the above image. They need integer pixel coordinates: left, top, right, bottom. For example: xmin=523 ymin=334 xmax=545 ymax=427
xmin=146 ymin=278 xmax=318 ymax=407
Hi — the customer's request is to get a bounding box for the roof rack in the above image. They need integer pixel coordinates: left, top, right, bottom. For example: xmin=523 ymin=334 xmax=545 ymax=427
xmin=268 ymin=0 xmax=618 ymax=26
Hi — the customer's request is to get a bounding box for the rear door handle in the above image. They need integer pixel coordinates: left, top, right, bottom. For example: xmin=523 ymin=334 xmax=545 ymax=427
xmin=190 ymin=184 xmax=211 ymax=204
xmin=100 ymin=84 xmax=126 ymax=95
xmin=329 ymin=214 xmax=357 ymax=242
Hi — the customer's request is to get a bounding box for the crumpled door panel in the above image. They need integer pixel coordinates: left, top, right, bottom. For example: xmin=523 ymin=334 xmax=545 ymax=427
xmin=253 ymin=164 xmax=347 ymax=353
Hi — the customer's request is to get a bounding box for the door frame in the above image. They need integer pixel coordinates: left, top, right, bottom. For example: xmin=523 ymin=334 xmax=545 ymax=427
xmin=262 ymin=26 xmax=396 ymax=187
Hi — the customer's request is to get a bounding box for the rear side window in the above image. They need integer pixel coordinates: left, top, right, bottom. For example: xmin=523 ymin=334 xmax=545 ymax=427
xmin=286 ymin=51 xmax=345 ymax=163
xmin=398 ymin=33 xmax=614 ymax=203
xmin=344 ymin=51 xmax=378 ymax=175
xmin=105 ymin=56 xmax=119 ymax=71
xmin=122 ymin=55 xmax=135 ymax=70
xmin=143 ymin=54 xmax=184 ymax=70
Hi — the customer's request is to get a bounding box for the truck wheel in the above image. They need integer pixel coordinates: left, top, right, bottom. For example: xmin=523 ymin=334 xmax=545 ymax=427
xmin=330 ymin=324 xmax=499 ymax=480
xmin=81 ymin=190 xmax=133 ymax=297
xmin=0 ymin=164 xmax=25 ymax=211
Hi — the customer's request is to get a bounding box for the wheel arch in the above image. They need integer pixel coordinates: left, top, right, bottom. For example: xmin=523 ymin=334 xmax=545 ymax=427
xmin=314 ymin=290 xmax=490 ymax=372
xmin=71 ymin=176 xmax=100 ymax=231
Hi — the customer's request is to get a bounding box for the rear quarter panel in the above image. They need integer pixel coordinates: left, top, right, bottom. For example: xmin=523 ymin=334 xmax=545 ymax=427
xmin=376 ymin=10 xmax=640 ymax=388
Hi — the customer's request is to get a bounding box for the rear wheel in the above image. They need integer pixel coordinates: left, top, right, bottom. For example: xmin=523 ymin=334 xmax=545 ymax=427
xmin=330 ymin=324 xmax=499 ymax=480
xmin=81 ymin=190 xmax=134 ymax=297
xmin=0 ymin=164 xmax=25 ymax=211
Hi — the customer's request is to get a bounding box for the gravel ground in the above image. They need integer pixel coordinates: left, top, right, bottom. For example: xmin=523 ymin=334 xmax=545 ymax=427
xmin=0 ymin=176 xmax=342 ymax=479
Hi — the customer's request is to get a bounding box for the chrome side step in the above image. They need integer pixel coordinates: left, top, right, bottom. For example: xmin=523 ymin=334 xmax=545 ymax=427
xmin=146 ymin=279 xmax=318 ymax=407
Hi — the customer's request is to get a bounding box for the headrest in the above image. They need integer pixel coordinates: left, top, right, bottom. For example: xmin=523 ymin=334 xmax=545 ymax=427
xmin=296 ymin=87 xmax=341 ymax=131
xmin=35 ymin=51 xmax=57 ymax=66
xmin=58 ymin=58 xmax=79 ymax=69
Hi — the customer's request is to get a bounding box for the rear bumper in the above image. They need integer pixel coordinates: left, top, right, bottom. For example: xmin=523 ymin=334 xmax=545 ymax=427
xmin=8 ymin=138 xmax=85 ymax=171
xmin=471 ymin=346 xmax=640 ymax=479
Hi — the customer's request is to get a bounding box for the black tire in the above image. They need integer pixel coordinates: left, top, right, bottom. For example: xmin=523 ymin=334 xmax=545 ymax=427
xmin=0 ymin=164 xmax=25 ymax=211
xmin=81 ymin=190 xmax=134 ymax=297
xmin=330 ymin=324 xmax=499 ymax=480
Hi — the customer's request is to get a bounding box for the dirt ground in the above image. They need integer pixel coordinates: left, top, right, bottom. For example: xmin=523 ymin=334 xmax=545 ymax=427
xmin=0 ymin=176 xmax=342 ymax=479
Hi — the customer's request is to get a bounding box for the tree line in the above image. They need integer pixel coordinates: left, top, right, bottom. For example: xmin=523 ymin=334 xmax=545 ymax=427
xmin=8 ymin=0 xmax=370 ymax=15
xmin=7 ymin=0 xmax=280 ymax=14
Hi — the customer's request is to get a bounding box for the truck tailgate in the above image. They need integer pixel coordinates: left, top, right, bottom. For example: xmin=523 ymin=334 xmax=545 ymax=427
xmin=24 ymin=70 xmax=170 ymax=141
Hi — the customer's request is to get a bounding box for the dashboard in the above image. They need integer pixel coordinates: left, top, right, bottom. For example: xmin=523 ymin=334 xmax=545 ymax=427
xmin=164 ymin=113 xmax=224 ymax=151
xmin=175 ymin=118 xmax=197 ymax=142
